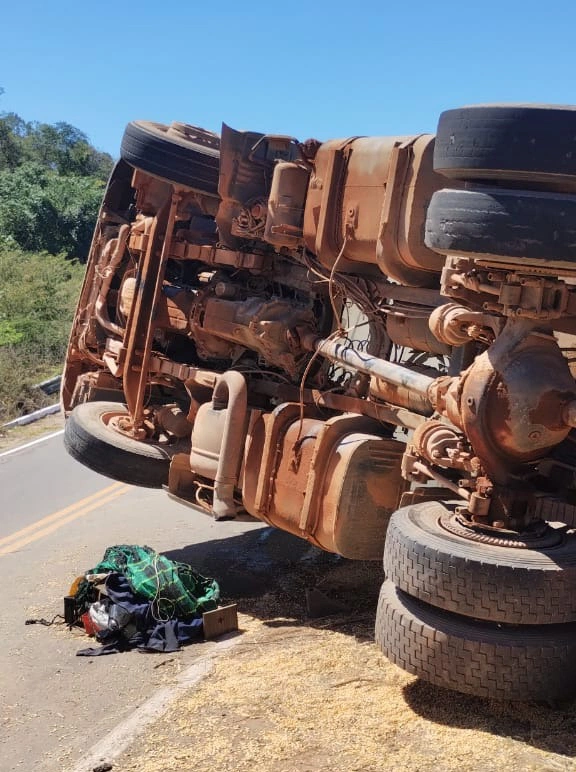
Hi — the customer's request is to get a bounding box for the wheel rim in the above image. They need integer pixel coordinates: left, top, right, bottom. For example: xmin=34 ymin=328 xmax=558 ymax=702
xmin=102 ymin=409 xmax=176 ymax=448
xmin=438 ymin=510 xmax=565 ymax=549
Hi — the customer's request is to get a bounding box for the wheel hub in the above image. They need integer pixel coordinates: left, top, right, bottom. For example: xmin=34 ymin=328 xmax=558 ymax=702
xmin=439 ymin=511 xmax=563 ymax=548
xmin=106 ymin=412 xmax=148 ymax=442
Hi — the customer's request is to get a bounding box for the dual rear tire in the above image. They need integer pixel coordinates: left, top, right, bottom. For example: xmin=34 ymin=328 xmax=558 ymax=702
xmin=426 ymin=105 xmax=576 ymax=266
xmin=433 ymin=104 xmax=576 ymax=189
xmin=376 ymin=501 xmax=576 ymax=701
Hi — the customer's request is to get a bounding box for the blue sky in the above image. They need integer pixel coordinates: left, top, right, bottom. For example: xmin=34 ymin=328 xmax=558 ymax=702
xmin=1 ymin=0 xmax=574 ymax=157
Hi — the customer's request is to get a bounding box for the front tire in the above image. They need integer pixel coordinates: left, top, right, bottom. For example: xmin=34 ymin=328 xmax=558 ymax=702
xmin=64 ymin=401 xmax=178 ymax=488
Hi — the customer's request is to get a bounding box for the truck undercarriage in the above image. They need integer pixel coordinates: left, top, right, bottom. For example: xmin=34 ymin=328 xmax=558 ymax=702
xmin=62 ymin=107 xmax=576 ymax=701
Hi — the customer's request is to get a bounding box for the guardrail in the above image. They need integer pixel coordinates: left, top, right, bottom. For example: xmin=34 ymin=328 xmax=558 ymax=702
xmin=1 ymin=374 xmax=62 ymax=429
xmin=2 ymin=403 xmax=61 ymax=429
xmin=36 ymin=375 xmax=62 ymax=396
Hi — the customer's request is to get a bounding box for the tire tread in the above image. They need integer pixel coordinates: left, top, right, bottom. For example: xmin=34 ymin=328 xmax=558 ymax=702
xmin=64 ymin=401 xmax=175 ymax=488
xmin=425 ymin=185 xmax=576 ymax=263
xmin=120 ymin=121 xmax=220 ymax=195
xmin=375 ymin=580 xmax=576 ymax=701
xmin=434 ymin=105 xmax=576 ymax=187
xmin=383 ymin=501 xmax=576 ymax=625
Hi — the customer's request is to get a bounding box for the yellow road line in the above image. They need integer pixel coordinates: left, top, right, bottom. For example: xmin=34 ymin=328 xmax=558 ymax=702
xmin=0 ymin=481 xmax=126 ymax=548
xmin=0 ymin=485 xmax=129 ymax=556
xmin=3 ymin=487 xmax=129 ymax=555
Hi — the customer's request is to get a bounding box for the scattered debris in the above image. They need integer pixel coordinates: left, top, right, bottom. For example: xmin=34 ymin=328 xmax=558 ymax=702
xmin=57 ymin=544 xmax=237 ymax=656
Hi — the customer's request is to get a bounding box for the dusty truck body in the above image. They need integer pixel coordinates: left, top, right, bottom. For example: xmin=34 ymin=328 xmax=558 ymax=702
xmin=62 ymin=107 xmax=576 ymax=701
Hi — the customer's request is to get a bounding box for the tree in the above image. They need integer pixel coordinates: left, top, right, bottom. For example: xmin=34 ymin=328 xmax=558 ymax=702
xmin=0 ymin=162 xmax=105 ymax=258
xmin=0 ymin=92 xmax=109 ymax=418
xmin=0 ymin=120 xmax=21 ymax=170
xmin=0 ymin=96 xmax=114 ymax=259
xmin=16 ymin=120 xmax=114 ymax=179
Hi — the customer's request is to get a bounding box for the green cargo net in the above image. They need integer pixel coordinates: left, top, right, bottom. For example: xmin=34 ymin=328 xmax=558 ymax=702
xmin=89 ymin=544 xmax=220 ymax=619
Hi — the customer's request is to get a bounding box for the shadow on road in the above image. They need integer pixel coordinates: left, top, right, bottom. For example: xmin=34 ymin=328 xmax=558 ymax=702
xmin=164 ymin=525 xmax=383 ymax=621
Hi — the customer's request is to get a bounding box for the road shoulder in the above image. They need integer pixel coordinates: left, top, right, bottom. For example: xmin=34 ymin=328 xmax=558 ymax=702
xmin=0 ymin=411 xmax=64 ymax=453
xmin=111 ymin=580 xmax=576 ymax=772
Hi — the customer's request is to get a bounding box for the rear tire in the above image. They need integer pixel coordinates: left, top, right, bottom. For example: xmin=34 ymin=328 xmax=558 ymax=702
xmin=425 ymin=185 xmax=576 ymax=263
xmin=120 ymin=120 xmax=220 ymax=195
xmin=64 ymin=401 xmax=177 ymax=488
xmin=383 ymin=501 xmax=576 ymax=625
xmin=434 ymin=104 xmax=576 ymax=189
xmin=375 ymin=580 xmax=576 ymax=701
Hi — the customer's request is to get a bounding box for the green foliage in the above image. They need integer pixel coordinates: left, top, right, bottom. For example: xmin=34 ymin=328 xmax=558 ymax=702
xmin=0 ymin=321 xmax=24 ymax=346
xmin=0 ymin=163 xmax=106 ymax=256
xmin=18 ymin=121 xmax=113 ymax=180
xmin=0 ymin=246 xmax=85 ymax=420
xmin=0 ymin=101 xmax=114 ymax=261
xmin=0 ymin=119 xmax=21 ymax=170
xmin=0 ymin=112 xmax=113 ymax=180
xmin=0 ymin=94 xmax=113 ymax=418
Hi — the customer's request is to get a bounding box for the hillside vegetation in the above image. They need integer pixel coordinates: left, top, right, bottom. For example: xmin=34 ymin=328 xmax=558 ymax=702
xmin=0 ymin=98 xmax=114 ymax=421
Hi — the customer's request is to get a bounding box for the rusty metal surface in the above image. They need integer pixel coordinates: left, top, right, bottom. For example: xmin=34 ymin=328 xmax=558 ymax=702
xmin=264 ymin=161 xmax=309 ymax=248
xmin=459 ymin=325 xmax=576 ymax=473
xmin=376 ymin=135 xmax=450 ymax=287
xmin=121 ymin=193 xmax=176 ymax=430
xmin=304 ymin=136 xmax=399 ymax=270
xmin=62 ymin=110 xmax=576 ymax=546
xmin=242 ymin=404 xmax=406 ymax=558
xmin=384 ymin=306 xmax=451 ymax=355
xmin=439 ymin=511 xmax=564 ymax=549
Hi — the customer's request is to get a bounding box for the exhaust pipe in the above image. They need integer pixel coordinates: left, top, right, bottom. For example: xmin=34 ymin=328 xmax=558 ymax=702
xmin=212 ymin=371 xmax=248 ymax=520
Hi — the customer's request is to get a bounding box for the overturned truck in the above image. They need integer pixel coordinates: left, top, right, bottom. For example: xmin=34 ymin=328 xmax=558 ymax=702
xmin=62 ymin=106 xmax=576 ymax=701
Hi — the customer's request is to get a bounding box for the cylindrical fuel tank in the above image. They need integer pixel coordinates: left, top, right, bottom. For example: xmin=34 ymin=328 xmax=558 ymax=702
xmin=303 ymin=134 xmax=449 ymax=287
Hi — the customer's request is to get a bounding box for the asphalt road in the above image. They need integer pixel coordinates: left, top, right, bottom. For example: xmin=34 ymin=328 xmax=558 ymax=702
xmin=0 ymin=431 xmax=270 ymax=772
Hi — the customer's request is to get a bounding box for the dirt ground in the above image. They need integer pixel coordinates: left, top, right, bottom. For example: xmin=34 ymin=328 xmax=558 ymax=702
xmin=112 ymin=545 xmax=576 ymax=772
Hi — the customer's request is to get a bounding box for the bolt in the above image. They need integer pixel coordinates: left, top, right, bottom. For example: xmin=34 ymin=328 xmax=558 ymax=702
xmin=529 ymin=430 xmax=542 ymax=441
